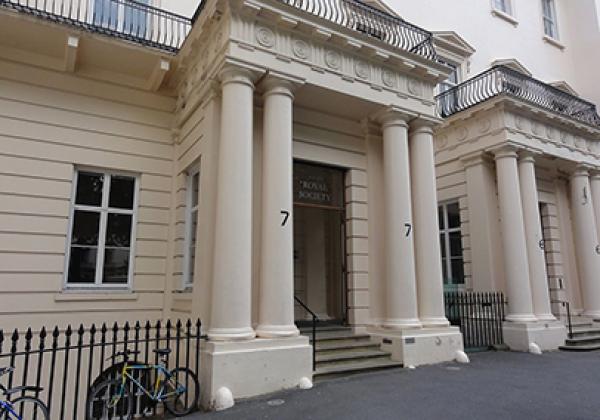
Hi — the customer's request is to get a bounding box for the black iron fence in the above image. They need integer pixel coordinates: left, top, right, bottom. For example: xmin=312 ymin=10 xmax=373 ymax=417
xmin=444 ymin=291 xmax=507 ymax=350
xmin=0 ymin=318 xmax=202 ymax=419
xmin=280 ymin=0 xmax=437 ymax=60
xmin=436 ymin=65 xmax=600 ymax=127
xmin=0 ymin=0 xmax=193 ymax=52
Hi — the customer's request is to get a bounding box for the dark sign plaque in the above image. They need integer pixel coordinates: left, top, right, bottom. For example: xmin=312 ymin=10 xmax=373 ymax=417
xmin=293 ymin=162 xmax=344 ymax=209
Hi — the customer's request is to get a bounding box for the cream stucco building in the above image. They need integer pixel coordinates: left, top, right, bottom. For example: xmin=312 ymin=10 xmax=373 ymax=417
xmin=1 ymin=0 xmax=600 ymax=412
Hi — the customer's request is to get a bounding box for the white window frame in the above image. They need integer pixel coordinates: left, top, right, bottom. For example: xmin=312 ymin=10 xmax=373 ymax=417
xmin=182 ymin=164 xmax=201 ymax=289
xmin=90 ymin=0 xmax=151 ymax=31
xmin=439 ymin=200 xmax=465 ymax=288
xmin=541 ymin=0 xmax=559 ymax=40
xmin=492 ymin=0 xmax=512 ymax=15
xmin=436 ymin=60 xmax=461 ymax=95
xmin=64 ymin=168 xmax=139 ymax=290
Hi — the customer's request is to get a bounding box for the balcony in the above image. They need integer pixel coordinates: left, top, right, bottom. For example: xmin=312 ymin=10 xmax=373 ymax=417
xmin=1 ymin=0 xmax=438 ymax=61
xmin=0 ymin=0 xmax=193 ymax=52
xmin=436 ymin=65 xmax=600 ymax=127
xmin=279 ymin=0 xmax=437 ymax=60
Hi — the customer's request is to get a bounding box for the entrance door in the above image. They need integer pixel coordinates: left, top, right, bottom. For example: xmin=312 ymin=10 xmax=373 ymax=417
xmin=293 ymin=162 xmax=347 ymax=324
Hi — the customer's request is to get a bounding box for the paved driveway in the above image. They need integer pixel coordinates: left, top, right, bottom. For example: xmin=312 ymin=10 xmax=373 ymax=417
xmin=189 ymin=351 xmax=600 ymax=420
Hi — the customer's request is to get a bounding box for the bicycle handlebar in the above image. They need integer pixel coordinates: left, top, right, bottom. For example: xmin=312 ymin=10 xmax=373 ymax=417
xmin=108 ymin=350 xmax=141 ymax=362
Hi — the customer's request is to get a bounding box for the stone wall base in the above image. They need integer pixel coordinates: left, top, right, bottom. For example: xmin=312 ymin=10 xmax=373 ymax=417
xmin=503 ymin=320 xmax=567 ymax=351
xmin=369 ymin=327 xmax=464 ymax=367
xmin=200 ymin=336 xmax=313 ymax=410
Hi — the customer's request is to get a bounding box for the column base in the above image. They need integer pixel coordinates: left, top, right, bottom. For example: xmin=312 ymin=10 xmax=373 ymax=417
xmin=420 ymin=316 xmax=451 ymax=328
xmin=200 ymin=336 xmax=312 ymax=410
xmin=369 ymin=326 xmax=464 ymax=367
xmin=503 ymin=320 xmax=567 ymax=352
xmin=505 ymin=313 xmax=538 ymax=323
xmin=207 ymin=327 xmax=256 ymax=341
xmin=255 ymin=324 xmax=300 ymax=338
xmin=582 ymin=309 xmax=600 ymax=319
xmin=535 ymin=313 xmax=557 ymax=322
xmin=381 ymin=318 xmax=422 ymax=330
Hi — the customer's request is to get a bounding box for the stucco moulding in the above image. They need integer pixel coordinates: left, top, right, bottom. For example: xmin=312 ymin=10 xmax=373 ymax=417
xmin=228 ymin=2 xmax=447 ymax=103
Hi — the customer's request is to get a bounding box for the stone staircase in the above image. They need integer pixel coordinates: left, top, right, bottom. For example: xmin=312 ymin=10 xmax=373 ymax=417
xmin=299 ymin=325 xmax=402 ymax=380
xmin=559 ymin=317 xmax=600 ymax=352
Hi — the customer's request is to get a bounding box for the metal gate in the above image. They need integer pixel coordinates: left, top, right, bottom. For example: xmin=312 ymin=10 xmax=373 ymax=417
xmin=444 ymin=292 xmax=507 ymax=350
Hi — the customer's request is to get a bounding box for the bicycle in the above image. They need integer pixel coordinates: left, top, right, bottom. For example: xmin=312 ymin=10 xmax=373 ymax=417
xmin=0 ymin=366 xmax=50 ymax=420
xmin=86 ymin=349 xmax=199 ymax=420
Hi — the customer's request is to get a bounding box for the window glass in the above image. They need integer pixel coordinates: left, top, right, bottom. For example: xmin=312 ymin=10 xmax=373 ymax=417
xmin=447 ymin=203 xmax=461 ymax=228
xmin=439 ymin=201 xmax=465 ymax=287
xmin=68 ymin=248 xmax=97 ymax=284
xmin=105 ymin=214 xmax=133 ymax=247
xmin=494 ymin=0 xmax=511 ymax=14
xmin=542 ymin=0 xmax=558 ymax=38
xmin=109 ymin=176 xmax=135 ymax=209
xmin=184 ymin=167 xmax=200 ymax=287
xmin=75 ymin=172 xmax=104 ymax=206
xmin=71 ymin=211 xmax=101 ymax=245
xmin=103 ymin=249 xmax=130 ymax=284
xmin=67 ymin=171 xmax=136 ymax=287
xmin=93 ymin=0 xmax=119 ymax=27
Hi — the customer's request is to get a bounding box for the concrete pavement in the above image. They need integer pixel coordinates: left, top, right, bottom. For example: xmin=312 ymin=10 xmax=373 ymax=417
xmin=188 ymin=350 xmax=600 ymax=420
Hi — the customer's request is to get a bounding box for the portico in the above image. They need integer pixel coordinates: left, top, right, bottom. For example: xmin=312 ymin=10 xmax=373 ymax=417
xmin=173 ymin=0 xmax=464 ymax=408
xmin=435 ymin=66 xmax=600 ymax=351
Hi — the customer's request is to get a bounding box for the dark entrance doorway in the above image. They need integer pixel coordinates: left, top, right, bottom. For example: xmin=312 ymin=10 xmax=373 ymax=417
xmin=293 ymin=161 xmax=347 ymax=324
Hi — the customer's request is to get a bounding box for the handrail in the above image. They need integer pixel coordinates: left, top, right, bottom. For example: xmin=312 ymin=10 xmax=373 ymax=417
xmin=294 ymin=296 xmax=319 ymax=371
xmin=0 ymin=0 xmax=192 ymax=52
xmin=552 ymin=300 xmax=573 ymax=339
xmin=436 ymin=65 xmax=600 ymax=127
xmin=278 ymin=0 xmax=438 ymax=61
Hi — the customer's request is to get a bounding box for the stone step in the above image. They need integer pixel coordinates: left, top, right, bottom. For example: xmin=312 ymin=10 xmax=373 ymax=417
xmin=564 ymin=335 xmax=600 ymax=347
xmin=316 ymin=349 xmax=391 ymax=364
xmin=570 ymin=328 xmax=600 ymax=338
xmin=559 ymin=343 xmax=600 ymax=352
xmin=308 ymin=332 xmax=371 ymax=343
xmin=298 ymin=325 xmax=351 ymax=334
xmin=315 ymin=340 xmax=380 ymax=353
xmin=314 ymin=358 xmax=403 ymax=380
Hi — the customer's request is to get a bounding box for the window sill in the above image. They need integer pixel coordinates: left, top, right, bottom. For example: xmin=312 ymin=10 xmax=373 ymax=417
xmin=491 ymin=9 xmax=519 ymax=26
xmin=55 ymin=290 xmax=138 ymax=302
xmin=543 ymin=35 xmax=565 ymax=50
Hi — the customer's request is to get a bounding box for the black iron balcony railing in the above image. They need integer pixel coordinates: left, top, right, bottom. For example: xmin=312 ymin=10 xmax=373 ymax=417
xmin=0 ymin=0 xmax=193 ymax=52
xmin=436 ymin=65 xmax=600 ymax=127
xmin=282 ymin=0 xmax=437 ymax=60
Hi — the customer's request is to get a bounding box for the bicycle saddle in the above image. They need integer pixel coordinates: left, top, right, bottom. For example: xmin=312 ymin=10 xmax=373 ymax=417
xmin=0 ymin=367 xmax=14 ymax=378
xmin=110 ymin=349 xmax=140 ymax=361
xmin=153 ymin=348 xmax=172 ymax=356
xmin=4 ymin=385 xmax=43 ymax=396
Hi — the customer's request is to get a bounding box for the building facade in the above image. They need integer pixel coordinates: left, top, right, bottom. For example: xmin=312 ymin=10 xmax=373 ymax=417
xmin=1 ymin=0 xmax=600 ymax=412
xmin=392 ymin=0 xmax=600 ymax=350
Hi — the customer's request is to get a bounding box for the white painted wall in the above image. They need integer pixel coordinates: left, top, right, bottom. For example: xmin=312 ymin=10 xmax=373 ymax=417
xmin=387 ymin=0 xmax=600 ymax=107
xmin=158 ymin=0 xmax=202 ymax=17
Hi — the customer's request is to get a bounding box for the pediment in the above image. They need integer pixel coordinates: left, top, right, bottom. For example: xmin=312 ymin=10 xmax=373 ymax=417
xmin=433 ymin=31 xmax=475 ymax=58
xmin=490 ymin=58 xmax=532 ymax=76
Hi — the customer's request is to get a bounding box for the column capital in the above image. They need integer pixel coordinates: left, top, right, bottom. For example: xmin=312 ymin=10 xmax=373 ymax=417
xmin=491 ymin=145 xmax=520 ymax=161
xmin=373 ymin=106 xmax=413 ymax=129
xmin=409 ymin=117 xmax=441 ymax=135
xmin=219 ymin=65 xmax=256 ymax=89
xmin=571 ymin=164 xmax=593 ymax=178
xmin=589 ymin=169 xmax=600 ymax=180
xmin=260 ymin=73 xmax=305 ymax=100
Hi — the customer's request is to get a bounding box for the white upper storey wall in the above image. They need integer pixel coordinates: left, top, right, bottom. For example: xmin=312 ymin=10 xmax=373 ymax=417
xmin=387 ymin=0 xmax=600 ymax=107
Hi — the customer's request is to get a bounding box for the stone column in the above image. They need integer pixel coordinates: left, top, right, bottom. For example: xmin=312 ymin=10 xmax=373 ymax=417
xmin=256 ymin=78 xmax=299 ymax=338
xmin=409 ymin=121 xmax=449 ymax=327
xmin=518 ymin=152 xmax=555 ymax=321
xmin=208 ymin=67 xmax=256 ymax=341
xmin=494 ymin=147 xmax=537 ymax=323
xmin=462 ymin=152 xmax=505 ymax=292
xmin=380 ymin=111 xmax=420 ymax=329
xmin=589 ymin=172 xmax=600 ymax=245
xmin=570 ymin=167 xmax=600 ymax=318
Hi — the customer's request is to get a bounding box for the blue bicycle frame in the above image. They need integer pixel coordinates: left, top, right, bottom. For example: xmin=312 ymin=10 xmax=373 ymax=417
xmin=0 ymin=399 xmax=22 ymax=420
